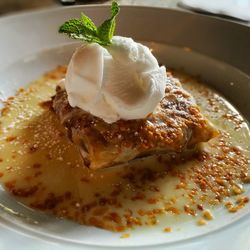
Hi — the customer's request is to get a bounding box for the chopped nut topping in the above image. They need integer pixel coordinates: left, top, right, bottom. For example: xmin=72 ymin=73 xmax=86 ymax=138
xmin=197 ymin=219 xmax=207 ymax=226
xmin=163 ymin=227 xmax=172 ymax=233
xmin=203 ymin=210 xmax=214 ymax=220
xmin=120 ymin=233 xmax=130 ymax=238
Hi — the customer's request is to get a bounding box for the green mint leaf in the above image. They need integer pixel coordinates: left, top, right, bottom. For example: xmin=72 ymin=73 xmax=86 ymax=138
xmin=80 ymin=14 xmax=97 ymax=33
xmin=111 ymin=1 xmax=119 ymax=18
xmin=97 ymin=1 xmax=120 ymax=45
xmin=58 ymin=1 xmax=120 ymax=46
xmin=59 ymin=19 xmax=83 ymax=36
xmin=59 ymin=16 xmax=98 ymax=43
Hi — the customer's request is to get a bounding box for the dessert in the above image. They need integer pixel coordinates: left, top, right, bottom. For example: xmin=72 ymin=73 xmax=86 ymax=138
xmin=52 ymin=2 xmax=216 ymax=169
xmin=53 ymin=74 xmax=216 ymax=169
xmin=0 ymin=1 xmax=249 ymax=233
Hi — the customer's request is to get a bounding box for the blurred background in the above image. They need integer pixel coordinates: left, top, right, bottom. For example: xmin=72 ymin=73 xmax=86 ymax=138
xmin=0 ymin=0 xmax=178 ymax=15
xmin=0 ymin=0 xmax=249 ymax=25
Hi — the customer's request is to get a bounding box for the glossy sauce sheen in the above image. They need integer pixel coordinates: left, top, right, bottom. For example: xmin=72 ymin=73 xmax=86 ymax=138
xmin=0 ymin=66 xmax=249 ymax=232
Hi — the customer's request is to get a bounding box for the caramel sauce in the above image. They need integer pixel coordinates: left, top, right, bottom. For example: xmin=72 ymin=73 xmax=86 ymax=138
xmin=0 ymin=66 xmax=249 ymax=232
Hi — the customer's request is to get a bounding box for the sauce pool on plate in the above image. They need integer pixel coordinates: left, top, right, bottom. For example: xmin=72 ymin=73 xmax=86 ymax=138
xmin=0 ymin=66 xmax=249 ymax=232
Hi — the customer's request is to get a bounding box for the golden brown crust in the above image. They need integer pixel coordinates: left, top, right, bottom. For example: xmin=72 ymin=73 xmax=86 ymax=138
xmin=52 ymin=73 xmax=217 ymax=169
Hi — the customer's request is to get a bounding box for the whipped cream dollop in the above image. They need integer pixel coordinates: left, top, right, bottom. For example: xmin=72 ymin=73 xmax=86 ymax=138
xmin=65 ymin=36 xmax=167 ymax=123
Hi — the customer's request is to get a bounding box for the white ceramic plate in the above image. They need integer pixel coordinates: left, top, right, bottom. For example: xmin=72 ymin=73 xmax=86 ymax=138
xmin=0 ymin=5 xmax=249 ymax=250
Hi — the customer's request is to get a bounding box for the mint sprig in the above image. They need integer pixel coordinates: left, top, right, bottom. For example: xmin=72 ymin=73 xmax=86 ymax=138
xmin=59 ymin=1 xmax=120 ymax=46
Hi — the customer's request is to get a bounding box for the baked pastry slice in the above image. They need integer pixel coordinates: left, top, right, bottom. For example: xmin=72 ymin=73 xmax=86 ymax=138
xmin=52 ymin=74 xmax=217 ymax=170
